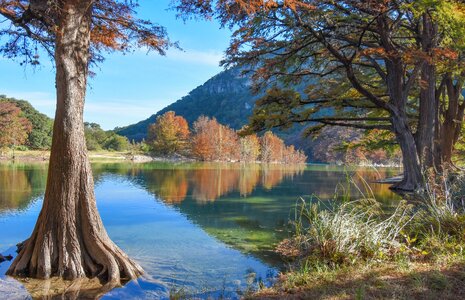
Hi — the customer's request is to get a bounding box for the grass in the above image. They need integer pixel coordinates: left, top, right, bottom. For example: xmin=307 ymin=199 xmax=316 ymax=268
xmin=250 ymin=173 xmax=465 ymax=299
xmin=0 ymin=149 xmax=135 ymax=162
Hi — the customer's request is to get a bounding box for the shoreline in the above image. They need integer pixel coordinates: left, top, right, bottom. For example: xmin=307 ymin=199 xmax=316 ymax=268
xmin=0 ymin=150 xmax=402 ymax=168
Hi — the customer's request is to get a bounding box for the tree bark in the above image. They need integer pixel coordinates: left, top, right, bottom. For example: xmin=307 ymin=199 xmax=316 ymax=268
xmin=439 ymin=73 xmax=465 ymax=166
xmin=391 ymin=109 xmax=423 ymax=191
xmin=7 ymin=0 xmax=143 ymax=283
xmin=415 ymin=13 xmax=437 ymax=170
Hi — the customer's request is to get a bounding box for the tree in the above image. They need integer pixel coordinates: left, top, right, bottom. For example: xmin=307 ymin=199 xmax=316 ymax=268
xmin=0 ymin=102 xmax=32 ymax=150
xmin=147 ymin=111 xmax=190 ymax=155
xmin=260 ymin=131 xmax=285 ymax=163
xmin=175 ymin=0 xmax=465 ymax=191
xmin=1 ymin=0 xmax=172 ymax=283
xmin=0 ymin=96 xmax=53 ymax=150
xmin=84 ymin=122 xmax=107 ymax=151
xmin=104 ymin=133 xmax=130 ymax=151
xmin=239 ymin=134 xmax=261 ymax=162
xmin=191 ymin=116 xmax=240 ymax=161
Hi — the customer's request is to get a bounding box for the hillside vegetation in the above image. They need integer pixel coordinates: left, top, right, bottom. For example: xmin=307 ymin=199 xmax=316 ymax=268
xmin=115 ymin=68 xmax=400 ymax=165
xmin=0 ymin=95 xmax=53 ymax=150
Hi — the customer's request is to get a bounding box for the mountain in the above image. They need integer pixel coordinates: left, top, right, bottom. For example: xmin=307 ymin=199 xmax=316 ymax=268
xmin=116 ymin=68 xmax=263 ymax=142
xmin=115 ymin=68 xmax=399 ymax=164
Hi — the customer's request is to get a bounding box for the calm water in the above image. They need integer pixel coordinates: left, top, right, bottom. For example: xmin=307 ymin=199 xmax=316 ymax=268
xmin=0 ymin=162 xmax=400 ymax=299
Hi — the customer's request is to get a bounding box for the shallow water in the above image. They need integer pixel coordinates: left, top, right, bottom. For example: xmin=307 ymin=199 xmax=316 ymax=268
xmin=0 ymin=162 xmax=400 ymax=299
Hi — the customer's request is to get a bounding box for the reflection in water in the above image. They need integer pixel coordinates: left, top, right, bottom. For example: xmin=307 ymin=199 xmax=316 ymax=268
xmin=0 ymin=162 xmax=401 ymax=299
xmin=0 ymin=163 xmax=46 ymax=212
xmin=133 ymin=164 xmax=304 ymax=204
xmin=17 ymin=277 xmax=120 ymax=300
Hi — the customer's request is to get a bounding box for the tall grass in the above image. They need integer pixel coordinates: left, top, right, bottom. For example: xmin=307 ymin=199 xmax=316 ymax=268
xmin=280 ymin=196 xmax=413 ymax=265
xmin=278 ymin=173 xmax=465 ymax=267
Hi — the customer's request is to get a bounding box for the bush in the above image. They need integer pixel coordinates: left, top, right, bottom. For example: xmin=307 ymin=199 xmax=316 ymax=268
xmin=104 ymin=134 xmax=130 ymax=151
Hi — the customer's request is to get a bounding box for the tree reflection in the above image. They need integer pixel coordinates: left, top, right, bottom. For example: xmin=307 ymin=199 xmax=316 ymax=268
xmin=16 ymin=277 xmax=122 ymax=300
xmin=0 ymin=163 xmax=46 ymax=212
xmin=157 ymin=164 xmax=306 ymax=204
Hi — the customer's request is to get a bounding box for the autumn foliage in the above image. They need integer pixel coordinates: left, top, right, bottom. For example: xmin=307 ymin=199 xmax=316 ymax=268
xmin=147 ymin=111 xmax=190 ymax=155
xmin=147 ymin=114 xmax=306 ymax=164
xmin=0 ymin=102 xmax=32 ymax=150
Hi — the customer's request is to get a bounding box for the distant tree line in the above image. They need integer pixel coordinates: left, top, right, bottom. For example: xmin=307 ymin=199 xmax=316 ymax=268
xmin=0 ymin=95 xmax=132 ymax=152
xmin=0 ymin=95 xmax=52 ymax=150
xmin=84 ymin=122 xmax=131 ymax=151
xmin=147 ymin=111 xmax=307 ymax=164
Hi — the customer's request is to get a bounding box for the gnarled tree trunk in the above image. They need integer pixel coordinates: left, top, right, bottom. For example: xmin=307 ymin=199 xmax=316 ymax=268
xmin=391 ymin=110 xmax=423 ymax=191
xmin=7 ymin=0 xmax=143 ymax=283
xmin=382 ymin=54 xmax=423 ymax=191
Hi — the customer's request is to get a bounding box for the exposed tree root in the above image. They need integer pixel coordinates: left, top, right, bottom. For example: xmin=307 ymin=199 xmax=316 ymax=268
xmin=6 ymin=161 xmax=143 ymax=284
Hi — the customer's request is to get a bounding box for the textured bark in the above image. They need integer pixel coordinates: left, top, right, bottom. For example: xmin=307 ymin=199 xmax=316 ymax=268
xmin=439 ymin=73 xmax=465 ymax=166
xmin=385 ymin=58 xmax=423 ymax=191
xmin=7 ymin=1 xmax=143 ymax=283
xmin=416 ymin=13 xmax=438 ymax=170
xmin=391 ymin=109 xmax=423 ymax=191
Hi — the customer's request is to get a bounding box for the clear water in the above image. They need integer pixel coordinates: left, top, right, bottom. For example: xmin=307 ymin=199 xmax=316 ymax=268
xmin=0 ymin=162 xmax=400 ymax=299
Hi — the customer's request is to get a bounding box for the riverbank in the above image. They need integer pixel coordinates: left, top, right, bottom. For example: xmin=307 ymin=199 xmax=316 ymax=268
xmin=250 ymin=258 xmax=465 ymax=299
xmin=0 ymin=150 xmax=194 ymax=163
xmin=0 ymin=150 xmax=403 ymax=169
xmin=249 ymin=177 xmax=465 ymax=300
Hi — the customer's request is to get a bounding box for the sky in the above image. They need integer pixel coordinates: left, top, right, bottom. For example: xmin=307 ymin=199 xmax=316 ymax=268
xmin=0 ymin=1 xmax=232 ymax=130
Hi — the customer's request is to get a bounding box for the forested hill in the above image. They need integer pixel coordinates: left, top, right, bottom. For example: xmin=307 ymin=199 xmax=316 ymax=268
xmin=115 ymin=68 xmax=400 ymax=164
xmin=115 ymin=68 xmax=261 ymax=142
xmin=0 ymin=95 xmax=53 ymax=149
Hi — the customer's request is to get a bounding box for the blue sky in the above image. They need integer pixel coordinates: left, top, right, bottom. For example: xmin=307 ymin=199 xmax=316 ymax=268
xmin=0 ymin=1 xmax=232 ymax=130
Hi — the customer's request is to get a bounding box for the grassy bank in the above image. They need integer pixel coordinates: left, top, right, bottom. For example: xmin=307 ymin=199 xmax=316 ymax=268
xmin=250 ymin=175 xmax=465 ymax=299
xmin=0 ymin=150 xmax=149 ymax=163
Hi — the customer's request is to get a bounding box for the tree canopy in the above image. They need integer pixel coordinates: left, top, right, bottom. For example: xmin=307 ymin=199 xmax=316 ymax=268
xmin=0 ymin=0 xmax=173 ymax=65
xmin=0 ymin=101 xmax=32 ymax=149
xmin=175 ymin=0 xmax=465 ymax=191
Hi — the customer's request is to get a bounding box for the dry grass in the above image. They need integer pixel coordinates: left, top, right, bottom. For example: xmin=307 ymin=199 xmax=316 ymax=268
xmin=253 ymin=175 xmax=465 ymax=299
xmin=250 ymin=258 xmax=465 ymax=299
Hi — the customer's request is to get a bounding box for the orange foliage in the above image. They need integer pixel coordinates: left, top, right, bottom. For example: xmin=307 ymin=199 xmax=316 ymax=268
xmin=0 ymin=101 xmax=32 ymax=148
xmin=147 ymin=111 xmax=190 ymax=155
xmin=191 ymin=117 xmax=306 ymax=163
xmin=260 ymin=131 xmax=285 ymax=163
xmin=191 ymin=116 xmax=240 ymax=161
xmin=150 ymin=165 xmax=305 ymax=205
xmin=0 ymin=0 xmax=172 ymax=64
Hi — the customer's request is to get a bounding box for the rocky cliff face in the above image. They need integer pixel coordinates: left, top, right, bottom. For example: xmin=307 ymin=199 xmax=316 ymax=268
xmin=116 ymin=67 xmax=260 ymax=142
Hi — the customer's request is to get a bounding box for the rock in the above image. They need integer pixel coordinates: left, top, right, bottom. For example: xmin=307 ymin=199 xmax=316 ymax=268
xmin=130 ymin=155 xmax=154 ymax=163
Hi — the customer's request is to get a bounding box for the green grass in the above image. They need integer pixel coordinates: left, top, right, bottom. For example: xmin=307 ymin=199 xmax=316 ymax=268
xmin=251 ymin=174 xmax=465 ymax=299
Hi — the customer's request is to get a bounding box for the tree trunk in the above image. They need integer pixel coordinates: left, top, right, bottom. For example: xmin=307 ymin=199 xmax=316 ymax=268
xmin=440 ymin=73 xmax=465 ymax=166
xmin=391 ymin=110 xmax=423 ymax=191
xmin=416 ymin=63 xmax=436 ymax=168
xmin=7 ymin=1 xmax=143 ymax=283
xmin=382 ymin=53 xmax=423 ymax=191
xmin=416 ymin=13 xmax=437 ymax=170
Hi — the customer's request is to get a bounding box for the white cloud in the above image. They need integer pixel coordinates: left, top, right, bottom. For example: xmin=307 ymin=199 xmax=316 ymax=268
xmin=165 ymin=49 xmax=224 ymax=66
xmin=2 ymin=90 xmax=55 ymax=116
xmin=138 ymin=47 xmax=224 ymax=67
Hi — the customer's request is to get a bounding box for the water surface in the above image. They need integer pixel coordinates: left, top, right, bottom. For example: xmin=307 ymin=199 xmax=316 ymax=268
xmin=0 ymin=162 xmax=400 ymax=299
